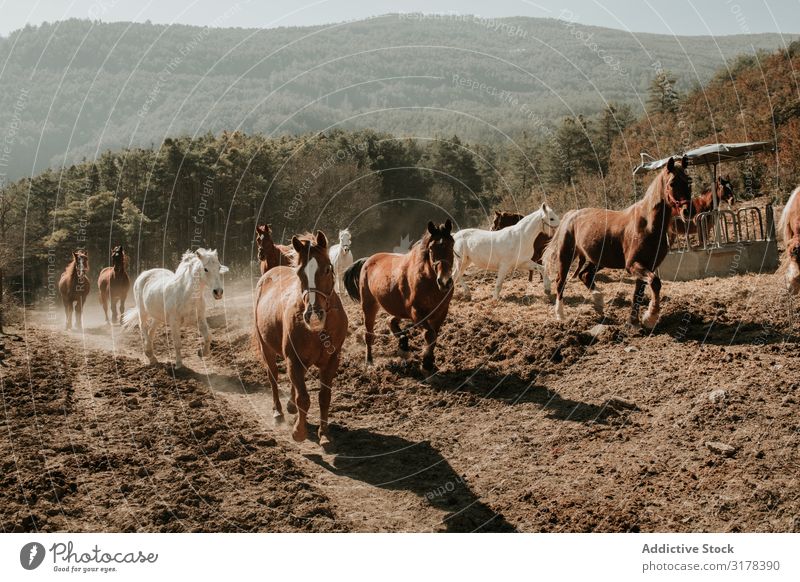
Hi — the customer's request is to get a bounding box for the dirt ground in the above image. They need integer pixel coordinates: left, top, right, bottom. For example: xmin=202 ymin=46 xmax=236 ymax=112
xmin=1 ymin=265 xmax=798 ymax=532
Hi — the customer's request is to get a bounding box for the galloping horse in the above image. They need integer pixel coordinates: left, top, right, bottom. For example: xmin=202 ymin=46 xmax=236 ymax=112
xmin=671 ymin=176 xmax=734 ymax=244
xmin=779 ymin=185 xmax=800 ymax=294
xmin=256 ymin=224 xmax=294 ymax=274
xmin=546 ymin=156 xmax=693 ymax=328
xmin=254 ymin=231 xmax=348 ymax=444
xmin=453 ymin=204 xmax=560 ymax=300
xmin=58 ymin=250 xmax=90 ymax=330
xmin=492 ymin=211 xmax=553 ymax=282
xmin=98 ymin=245 xmax=130 ymax=325
xmin=121 ymin=249 xmax=228 ymax=369
xmin=345 ymin=220 xmax=454 ymax=372
xmin=329 ymin=229 xmax=354 ymax=294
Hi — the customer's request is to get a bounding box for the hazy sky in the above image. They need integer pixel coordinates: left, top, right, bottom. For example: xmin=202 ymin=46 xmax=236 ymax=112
xmin=0 ymin=0 xmax=798 ymax=37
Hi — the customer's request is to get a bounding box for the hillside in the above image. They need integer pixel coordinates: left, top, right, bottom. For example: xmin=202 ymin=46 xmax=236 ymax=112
xmin=0 ymin=16 xmax=794 ymax=181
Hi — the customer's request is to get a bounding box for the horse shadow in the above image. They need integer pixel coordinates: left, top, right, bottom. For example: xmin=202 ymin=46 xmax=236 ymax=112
xmin=305 ymin=426 xmax=516 ymax=532
xmin=654 ymin=311 xmax=797 ymax=346
xmin=179 ymin=367 xmax=268 ymax=395
xmin=429 ymin=368 xmax=623 ymax=424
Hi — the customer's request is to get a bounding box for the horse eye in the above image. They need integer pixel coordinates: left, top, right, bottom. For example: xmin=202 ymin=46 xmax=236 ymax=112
xmin=204 ymin=268 xmax=208 ymax=273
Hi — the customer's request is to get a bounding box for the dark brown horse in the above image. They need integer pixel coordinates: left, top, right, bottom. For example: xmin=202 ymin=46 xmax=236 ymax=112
xmin=780 ymin=186 xmax=800 ymax=294
xmin=256 ymin=224 xmax=294 ymax=274
xmin=546 ymin=156 xmax=692 ymax=328
xmin=98 ymin=245 xmax=130 ymax=325
xmin=58 ymin=250 xmax=91 ymax=330
xmin=492 ymin=210 xmax=552 ymax=281
xmin=671 ymin=176 xmax=734 ymax=244
xmin=254 ymin=231 xmax=348 ymax=445
xmin=345 ymin=220 xmax=454 ymax=372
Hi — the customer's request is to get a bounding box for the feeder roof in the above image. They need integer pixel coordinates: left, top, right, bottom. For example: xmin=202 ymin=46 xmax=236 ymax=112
xmin=633 ymin=141 xmax=774 ymax=175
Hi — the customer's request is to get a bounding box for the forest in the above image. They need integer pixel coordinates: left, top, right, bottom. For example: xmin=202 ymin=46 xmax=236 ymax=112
xmin=0 ymin=34 xmax=799 ymax=311
xmin=0 ymin=16 xmax=793 ymax=181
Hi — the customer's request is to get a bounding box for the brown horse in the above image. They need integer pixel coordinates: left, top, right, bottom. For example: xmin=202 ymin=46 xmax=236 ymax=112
xmin=671 ymin=176 xmax=734 ymax=244
xmin=98 ymin=245 xmax=130 ymax=325
xmin=254 ymin=231 xmax=348 ymax=445
xmin=492 ymin=210 xmax=552 ymax=281
xmin=58 ymin=250 xmax=91 ymax=330
xmin=344 ymin=220 xmax=454 ymax=372
xmin=255 ymin=224 xmax=294 ymax=273
xmin=546 ymin=156 xmax=693 ymax=328
xmin=780 ymin=186 xmax=800 ymax=294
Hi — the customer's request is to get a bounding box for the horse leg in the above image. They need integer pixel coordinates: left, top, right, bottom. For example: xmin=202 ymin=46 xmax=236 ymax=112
xmin=287 ymin=359 xmax=310 ymax=442
xmin=524 ymin=259 xmax=551 ymax=296
xmin=75 ymin=297 xmax=84 ymax=331
xmin=493 ymin=264 xmax=511 ymax=300
xmin=169 ymin=318 xmax=183 ymax=369
xmin=64 ymin=299 xmax=72 ymax=330
xmin=628 ymin=263 xmax=661 ymax=329
xmin=362 ymin=293 xmax=379 ymax=367
xmin=111 ymin=296 xmax=119 ymax=325
xmin=420 ymin=320 xmax=440 ymax=373
xmin=578 ymin=263 xmax=604 ymax=315
xmin=452 ymin=255 xmax=471 ymax=301
xmin=197 ymin=315 xmax=211 ymax=357
xmin=257 ymin=340 xmax=283 ymax=421
xmin=389 ymin=316 xmax=409 ymax=356
xmin=100 ymin=289 xmax=110 ymax=325
xmin=317 ymin=356 xmax=339 ymax=447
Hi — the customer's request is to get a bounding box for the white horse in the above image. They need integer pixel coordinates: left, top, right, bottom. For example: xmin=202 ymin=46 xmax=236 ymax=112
xmin=452 ymin=203 xmax=560 ymax=300
xmin=328 ymin=229 xmax=354 ymax=295
xmin=121 ymin=248 xmax=228 ymax=369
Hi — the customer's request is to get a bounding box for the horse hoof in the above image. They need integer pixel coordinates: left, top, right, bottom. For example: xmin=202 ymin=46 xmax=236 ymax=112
xmin=273 ymin=411 xmax=284 ymax=423
xmin=641 ymin=311 xmax=659 ymax=330
xmin=174 ymin=363 xmax=183 ymax=370
xmin=319 ymin=434 xmax=332 ymax=449
xmin=292 ymin=425 xmax=307 ymax=442
xmin=395 ymin=349 xmax=412 ymax=360
xmin=286 ymin=401 xmax=298 ymax=414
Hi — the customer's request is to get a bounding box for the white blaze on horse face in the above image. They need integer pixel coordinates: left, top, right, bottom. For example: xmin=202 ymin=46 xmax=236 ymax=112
xmin=305 ymin=258 xmax=319 ymax=306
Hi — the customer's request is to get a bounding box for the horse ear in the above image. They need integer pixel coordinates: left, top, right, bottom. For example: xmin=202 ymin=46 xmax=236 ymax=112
xmin=442 ymin=219 xmax=452 ymax=236
xmin=427 ymin=221 xmax=437 ymax=236
xmin=291 ymin=236 xmax=306 ymax=255
xmin=681 ymin=155 xmax=689 ymax=168
xmin=540 ymin=202 xmax=547 ymax=213
xmin=316 ymin=230 xmax=328 ymax=249
xmin=256 ymin=224 xmax=265 ymax=234
xmin=494 ymin=210 xmax=501 ymax=216
xmin=667 ymin=157 xmax=675 ymax=172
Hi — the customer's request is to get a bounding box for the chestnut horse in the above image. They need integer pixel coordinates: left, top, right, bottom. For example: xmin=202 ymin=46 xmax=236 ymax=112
xmin=344 ymin=220 xmax=454 ymax=372
xmin=492 ymin=210 xmax=552 ymax=282
xmin=254 ymin=231 xmax=348 ymax=445
xmin=58 ymin=250 xmax=90 ymax=330
xmin=256 ymin=224 xmax=294 ymax=273
xmin=98 ymin=245 xmax=130 ymax=325
xmin=546 ymin=156 xmax=693 ymax=328
xmin=779 ymin=186 xmax=800 ymax=294
xmin=671 ymin=176 xmax=734 ymax=245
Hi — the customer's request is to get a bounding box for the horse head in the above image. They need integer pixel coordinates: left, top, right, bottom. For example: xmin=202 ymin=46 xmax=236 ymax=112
xmin=539 ymin=203 xmax=561 ymax=236
xmin=492 ymin=211 xmax=523 ymax=231
xmin=73 ymin=250 xmax=88 ymax=279
xmin=718 ymin=176 xmax=735 ymax=206
xmin=665 ymin=156 xmax=693 ymax=219
xmin=425 ymin=219 xmax=454 ymax=291
xmin=293 ymin=231 xmax=334 ymax=332
xmin=255 ymin=224 xmax=273 ymax=261
xmin=111 ymin=245 xmax=126 ymax=269
xmin=195 ymin=248 xmax=228 ymax=299
xmin=338 ymin=229 xmax=352 ymax=254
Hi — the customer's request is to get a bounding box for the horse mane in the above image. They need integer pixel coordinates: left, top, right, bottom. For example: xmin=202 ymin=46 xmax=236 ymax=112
xmin=779 ymin=186 xmax=800 ymax=241
xmin=176 ymin=248 xmax=213 ymax=276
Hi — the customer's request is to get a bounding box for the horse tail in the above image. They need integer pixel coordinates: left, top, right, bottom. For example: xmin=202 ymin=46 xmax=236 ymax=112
xmin=543 ymin=210 xmax=577 ymax=281
xmin=344 ymin=258 xmax=366 ymax=302
xmin=779 ymin=186 xmax=800 ymax=242
xmin=120 ymin=307 xmax=139 ymax=330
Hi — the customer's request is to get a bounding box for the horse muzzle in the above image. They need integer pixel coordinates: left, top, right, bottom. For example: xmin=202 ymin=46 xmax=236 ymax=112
xmin=303 ymin=307 xmax=326 ymax=331
xmin=436 ymin=276 xmax=453 ymax=291
xmin=212 ymin=288 xmax=224 ymax=300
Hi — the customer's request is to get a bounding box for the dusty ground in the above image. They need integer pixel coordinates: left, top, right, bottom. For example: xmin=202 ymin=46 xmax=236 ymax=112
xmin=1 ymin=265 xmax=798 ymax=532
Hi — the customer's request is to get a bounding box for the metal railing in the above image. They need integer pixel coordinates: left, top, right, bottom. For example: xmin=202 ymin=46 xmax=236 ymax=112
xmin=669 ymin=204 xmax=774 ymax=251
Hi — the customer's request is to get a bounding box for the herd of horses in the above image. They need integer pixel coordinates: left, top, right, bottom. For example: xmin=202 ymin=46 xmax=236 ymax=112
xmin=54 ymin=159 xmax=800 ymax=444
